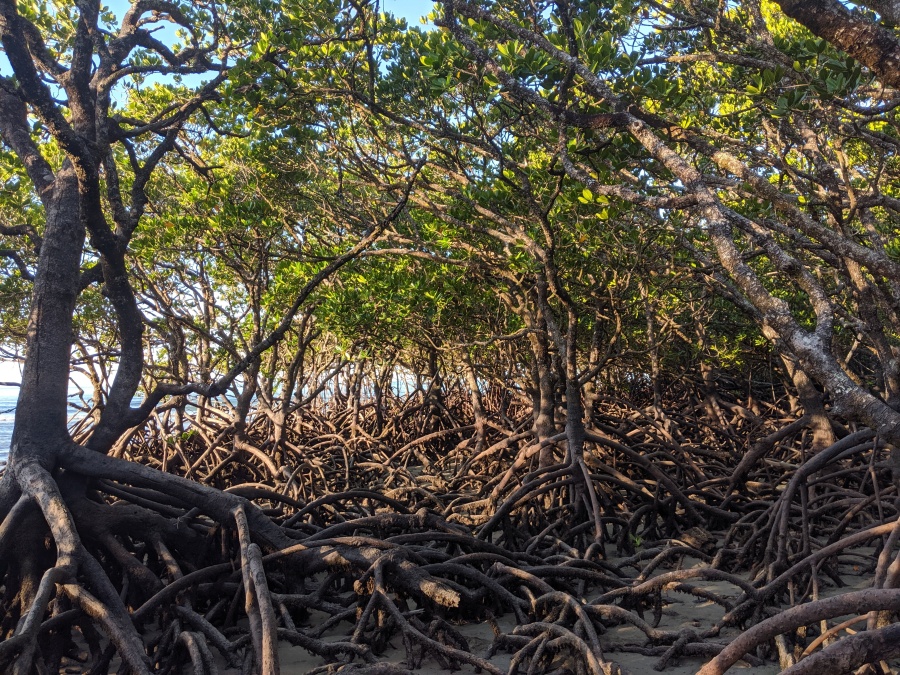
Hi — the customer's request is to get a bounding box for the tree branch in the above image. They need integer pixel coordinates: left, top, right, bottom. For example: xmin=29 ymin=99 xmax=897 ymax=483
xmin=774 ymin=0 xmax=900 ymax=89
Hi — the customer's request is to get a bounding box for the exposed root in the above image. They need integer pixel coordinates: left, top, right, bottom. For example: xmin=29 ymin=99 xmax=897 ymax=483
xmin=1 ymin=385 xmax=899 ymax=674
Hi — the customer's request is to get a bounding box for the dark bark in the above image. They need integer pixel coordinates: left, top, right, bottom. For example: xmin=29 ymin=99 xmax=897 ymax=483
xmin=861 ymin=0 xmax=900 ymax=25
xmin=463 ymin=356 xmax=487 ymax=455
xmin=774 ymin=0 xmax=900 ymax=89
xmin=10 ymin=163 xmax=84 ymax=462
xmin=782 ymin=622 xmax=900 ymax=674
xmin=698 ymin=589 xmax=900 ymax=675
xmin=780 ymin=354 xmax=836 ymax=452
xmin=525 ymin=308 xmax=557 ymax=467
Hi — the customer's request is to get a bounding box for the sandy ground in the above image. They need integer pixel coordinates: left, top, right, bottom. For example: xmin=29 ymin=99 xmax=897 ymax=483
xmin=267 ymin=555 xmax=783 ymax=675
xmin=73 ymin=550 xmax=887 ymax=674
xmin=275 ymin=618 xmax=515 ymax=674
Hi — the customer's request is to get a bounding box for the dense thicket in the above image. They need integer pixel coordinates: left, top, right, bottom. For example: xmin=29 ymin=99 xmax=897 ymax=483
xmin=1 ymin=0 xmax=900 ymax=673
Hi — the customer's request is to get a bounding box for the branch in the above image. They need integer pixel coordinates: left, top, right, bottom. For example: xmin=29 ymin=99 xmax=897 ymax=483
xmin=774 ymin=0 xmax=900 ymax=89
xmin=119 ymin=161 xmax=424 ymax=431
xmin=0 ymin=248 xmax=34 ymax=280
xmin=0 ymin=81 xmax=55 ymax=198
xmin=0 ymin=2 xmax=91 ymax=163
xmin=698 ymin=589 xmax=900 ymax=675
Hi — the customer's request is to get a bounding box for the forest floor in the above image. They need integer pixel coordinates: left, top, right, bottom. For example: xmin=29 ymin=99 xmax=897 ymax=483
xmin=263 ymin=551 xmax=787 ymax=675
xmin=207 ymin=537 xmax=885 ymax=674
xmin=29 ymin=393 xmax=900 ymax=675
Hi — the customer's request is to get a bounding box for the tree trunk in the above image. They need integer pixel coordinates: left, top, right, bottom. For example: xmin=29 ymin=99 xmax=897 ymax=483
xmin=463 ymin=356 xmax=487 ymax=455
xmin=781 ymin=354 xmax=836 ymax=452
xmin=527 ymin=320 xmax=557 ymax=467
xmin=8 ymin=162 xmax=84 ymax=469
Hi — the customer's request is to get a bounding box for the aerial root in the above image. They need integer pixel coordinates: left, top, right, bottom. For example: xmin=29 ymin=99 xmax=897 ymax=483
xmin=234 ymin=505 xmax=280 ymax=675
xmin=698 ymin=589 xmax=900 ymax=675
xmin=780 ymin=622 xmax=900 ymax=675
xmin=352 ymin=556 xmax=503 ymax=674
xmin=1 ymin=461 xmax=153 ymax=674
xmin=2 ymin=400 xmax=900 ymax=674
xmin=178 ymin=630 xmax=217 ymax=675
xmin=609 ymin=640 xmax=765 ymax=668
xmin=0 ymin=565 xmax=70 ymax=671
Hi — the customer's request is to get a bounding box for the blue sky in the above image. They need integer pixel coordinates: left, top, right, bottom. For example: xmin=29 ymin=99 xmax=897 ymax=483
xmin=382 ymin=0 xmax=434 ymax=25
xmin=104 ymin=0 xmax=435 ymax=28
xmin=100 ymin=0 xmax=434 ymax=34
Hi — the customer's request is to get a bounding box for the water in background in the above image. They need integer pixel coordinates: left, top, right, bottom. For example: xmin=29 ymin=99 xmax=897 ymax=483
xmin=0 ymin=369 xmax=412 ymax=463
xmin=0 ymin=386 xmax=117 ymax=464
xmin=0 ymin=385 xmax=16 ymax=463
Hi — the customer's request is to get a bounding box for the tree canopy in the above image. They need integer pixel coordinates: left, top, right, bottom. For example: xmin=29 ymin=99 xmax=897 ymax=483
xmin=2 ymin=0 xmax=900 ymax=673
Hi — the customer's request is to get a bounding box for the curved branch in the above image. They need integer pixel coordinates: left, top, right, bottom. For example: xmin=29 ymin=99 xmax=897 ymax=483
xmin=126 ymin=162 xmax=422 ymax=429
xmin=699 ymin=589 xmax=900 ymax=675
xmin=774 ymin=0 xmax=900 ymax=89
xmin=0 ymin=81 xmax=55 ymax=199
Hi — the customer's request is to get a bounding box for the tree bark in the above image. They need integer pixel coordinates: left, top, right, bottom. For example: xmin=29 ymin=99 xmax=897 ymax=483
xmin=774 ymin=0 xmax=900 ymax=88
xmin=10 ymin=162 xmax=84 ymax=466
